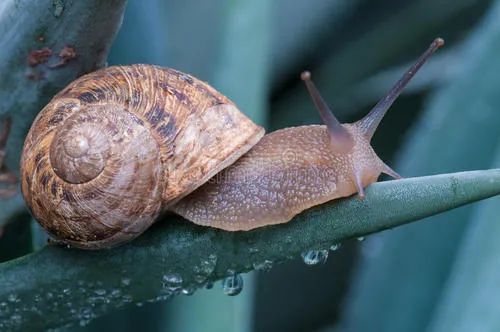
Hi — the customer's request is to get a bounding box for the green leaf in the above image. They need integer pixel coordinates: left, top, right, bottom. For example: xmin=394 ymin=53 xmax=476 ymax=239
xmin=0 ymin=170 xmax=499 ymax=330
xmin=428 ymin=151 xmax=500 ymax=331
xmin=108 ymin=0 xmax=168 ymax=67
xmin=0 ymin=213 xmax=32 ymax=262
xmin=270 ymin=0 xmax=491 ymax=130
xmin=340 ymin=1 xmax=500 ymax=331
xmin=0 ymin=0 xmax=127 ymax=227
xmin=211 ymin=0 xmax=271 ymax=125
xmin=270 ymin=0 xmax=364 ymax=84
xmin=160 ymin=0 xmax=225 ymax=79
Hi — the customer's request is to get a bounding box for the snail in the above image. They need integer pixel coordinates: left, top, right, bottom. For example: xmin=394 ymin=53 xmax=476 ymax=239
xmin=20 ymin=38 xmax=444 ymax=250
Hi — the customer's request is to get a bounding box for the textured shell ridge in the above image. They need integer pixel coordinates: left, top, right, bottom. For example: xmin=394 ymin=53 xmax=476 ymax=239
xmin=21 ymin=65 xmax=264 ymax=248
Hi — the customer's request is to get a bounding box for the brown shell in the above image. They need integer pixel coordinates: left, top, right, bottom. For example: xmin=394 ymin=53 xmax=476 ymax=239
xmin=20 ymin=65 xmax=264 ymax=249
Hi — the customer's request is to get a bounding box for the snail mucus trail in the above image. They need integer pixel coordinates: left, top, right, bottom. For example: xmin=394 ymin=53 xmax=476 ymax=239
xmin=19 ymin=38 xmax=444 ymax=249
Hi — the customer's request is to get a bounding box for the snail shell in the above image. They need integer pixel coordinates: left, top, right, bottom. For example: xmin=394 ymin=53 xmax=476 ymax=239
xmin=21 ymin=65 xmax=264 ymax=249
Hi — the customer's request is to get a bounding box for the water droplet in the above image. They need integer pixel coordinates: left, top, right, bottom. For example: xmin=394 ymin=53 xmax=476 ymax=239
xmin=94 ymin=289 xmax=106 ymax=296
xmin=222 ymin=274 xmax=244 ymax=296
xmin=0 ymin=302 xmax=8 ymax=315
xmin=78 ymin=307 xmax=93 ymax=327
xmin=121 ymin=278 xmax=131 ymax=286
xmin=11 ymin=314 xmax=21 ymax=324
xmin=162 ymin=274 xmax=183 ymax=291
xmin=357 ymin=236 xmax=365 ymax=242
xmin=330 ymin=243 xmax=341 ymax=251
xmin=122 ymin=294 xmax=133 ymax=303
xmin=181 ymin=287 xmax=195 ymax=296
xmin=253 ymin=260 xmax=273 ymax=272
xmin=7 ymin=294 xmax=19 ymax=303
xmin=301 ymin=250 xmax=329 ymax=265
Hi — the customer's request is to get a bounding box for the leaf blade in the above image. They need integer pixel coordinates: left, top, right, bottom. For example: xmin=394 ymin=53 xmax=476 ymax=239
xmin=0 ymin=169 xmax=499 ymax=330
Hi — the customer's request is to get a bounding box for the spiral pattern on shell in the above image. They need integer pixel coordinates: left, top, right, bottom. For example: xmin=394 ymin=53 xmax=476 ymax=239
xmin=21 ymin=65 xmax=264 ymax=249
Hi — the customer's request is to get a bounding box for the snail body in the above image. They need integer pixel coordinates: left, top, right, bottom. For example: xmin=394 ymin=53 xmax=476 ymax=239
xmin=20 ymin=39 xmax=443 ymax=249
xmin=177 ymin=38 xmax=444 ymax=231
xmin=172 ymin=124 xmax=386 ymax=230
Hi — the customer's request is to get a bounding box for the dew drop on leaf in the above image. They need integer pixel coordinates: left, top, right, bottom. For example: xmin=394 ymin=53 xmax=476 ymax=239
xmin=7 ymin=294 xmax=18 ymax=303
xmin=94 ymin=289 xmax=106 ymax=296
xmin=181 ymin=287 xmax=196 ymax=296
xmin=301 ymin=250 xmax=329 ymax=265
xmin=121 ymin=278 xmax=131 ymax=286
xmin=121 ymin=295 xmax=133 ymax=303
xmin=330 ymin=243 xmax=341 ymax=251
xmin=221 ymin=274 xmax=244 ymax=296
xmin=162 ymin=274 xmax=183 ymax=292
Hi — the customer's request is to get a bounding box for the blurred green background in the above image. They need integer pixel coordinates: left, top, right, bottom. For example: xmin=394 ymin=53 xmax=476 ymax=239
xmin=2 ymin=0 xmax=500 ymax=330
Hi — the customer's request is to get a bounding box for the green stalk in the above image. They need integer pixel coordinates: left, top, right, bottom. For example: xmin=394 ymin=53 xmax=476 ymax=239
xmin=0 ymin=170 xmax=499 ymax=330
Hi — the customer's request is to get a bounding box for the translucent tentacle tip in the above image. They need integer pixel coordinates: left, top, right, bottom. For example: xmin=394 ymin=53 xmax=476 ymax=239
xmin=301 ymin=71 xmax=311 ymax=81
xmin=434 ymin=37 xmax=445 ymax=47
